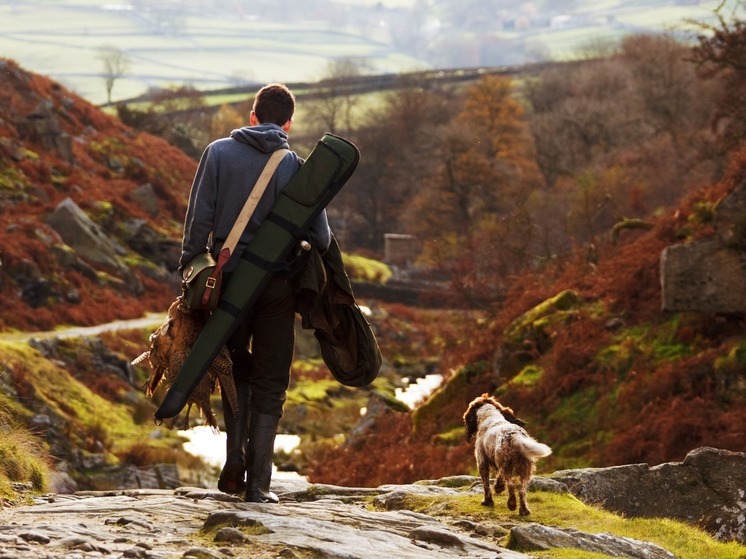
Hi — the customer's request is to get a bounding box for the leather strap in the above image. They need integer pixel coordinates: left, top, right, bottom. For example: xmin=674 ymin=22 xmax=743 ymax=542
xmin=215 ymin=148 xmax=289 ymax=270
xmin=199 ymin=148 xmax=289 ymax=307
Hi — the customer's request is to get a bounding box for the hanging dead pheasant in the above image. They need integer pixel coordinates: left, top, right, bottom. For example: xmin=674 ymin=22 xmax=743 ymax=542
xmin=132 ymin=297 xmax=237 ymax=429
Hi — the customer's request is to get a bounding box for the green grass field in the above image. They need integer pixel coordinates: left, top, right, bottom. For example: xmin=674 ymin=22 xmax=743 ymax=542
xmin=0 ymin=1 xmax=425 ymax=103
xmin=0 ymin=0 xmax=728 ymax=105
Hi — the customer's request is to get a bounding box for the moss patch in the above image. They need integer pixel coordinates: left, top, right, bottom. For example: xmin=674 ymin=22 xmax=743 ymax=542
xmin=620 ymin=318 xmax=694 ymax=363
xmin=505 ymin=364 xmax=544 ymax=388
xmin=543 ymin=388 xmax=601 ymax=468
xmin=381 ymin=490 xmax=745 ymax=559
xmin=342 ymin=252 xmax=392 ymax=284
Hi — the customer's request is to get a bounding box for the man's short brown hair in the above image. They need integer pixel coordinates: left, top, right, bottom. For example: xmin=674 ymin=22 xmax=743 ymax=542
xmin=253 ymin=83 xmax=295 ymax=126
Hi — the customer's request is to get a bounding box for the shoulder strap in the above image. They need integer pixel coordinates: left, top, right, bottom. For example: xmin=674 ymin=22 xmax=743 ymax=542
xmin=215 ymin=148 xmax=289 ymax=269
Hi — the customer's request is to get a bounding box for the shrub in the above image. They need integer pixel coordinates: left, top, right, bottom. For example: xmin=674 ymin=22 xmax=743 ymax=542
xmin=0 ymin=426 xmax=50 ymax=495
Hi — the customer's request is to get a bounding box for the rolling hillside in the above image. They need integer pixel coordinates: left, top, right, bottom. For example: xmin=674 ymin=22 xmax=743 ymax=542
xmin=0 ymin=51 xmax=743 ymax=504
xmin=0 ymin=57 xmax=191 ymax=331
xmin=0 ymin=0 xmax=726 ymax=105
xmin=309 ymin=154 xmax=746 ymax=485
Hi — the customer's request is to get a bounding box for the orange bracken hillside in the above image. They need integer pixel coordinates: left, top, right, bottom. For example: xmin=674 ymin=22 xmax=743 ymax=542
xmin=308 ymin=146 xmax=746 ymax=484
xmin=0 ymin=59 xmax=196 ymax=331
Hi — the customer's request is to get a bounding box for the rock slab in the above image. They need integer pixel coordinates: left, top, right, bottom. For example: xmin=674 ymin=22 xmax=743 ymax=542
xmin=509 ymin=523 xmax=677 ymax=559
xmin=0 ymin=480 xmax=529 ymax=559
xmin=550 ymin=446 xmax=746 ymax=544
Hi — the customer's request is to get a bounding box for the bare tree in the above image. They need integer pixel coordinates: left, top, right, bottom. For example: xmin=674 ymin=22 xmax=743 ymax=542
xmin=305 ymin=57 xmax=366 ymax=136
xmin=96 ymin=45 xmax=131 ymax=105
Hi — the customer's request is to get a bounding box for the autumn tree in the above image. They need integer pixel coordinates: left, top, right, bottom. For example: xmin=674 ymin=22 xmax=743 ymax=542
xmin=691 ymin=1 xmax=746 ymax=152
xmin=403 ymin=75 xmax=544 ymax=306
xmin=211 ymin=104 xmax=245 ymax=139
xmin=524 ymin=34 xmax=719 ymax=254
xmin=330 ymin=82 xmax=452 ymax=251
xmin=524 ymin=58 xmax=639 ymax=187
xmin=407 ymin=76 xmax=540 ymax=240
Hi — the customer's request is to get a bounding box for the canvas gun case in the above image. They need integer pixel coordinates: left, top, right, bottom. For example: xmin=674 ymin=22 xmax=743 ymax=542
xmin=155 ymin=133 xmax=360 ymax=422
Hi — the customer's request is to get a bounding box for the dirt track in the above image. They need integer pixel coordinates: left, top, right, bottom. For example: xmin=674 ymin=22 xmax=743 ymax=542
xmin=0 ymin=313 xmax=166 ymax=344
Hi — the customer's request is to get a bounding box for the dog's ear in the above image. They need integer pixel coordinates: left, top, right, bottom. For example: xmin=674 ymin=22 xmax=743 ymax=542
xmin=462 ymin=401 xmax=480 ymax=440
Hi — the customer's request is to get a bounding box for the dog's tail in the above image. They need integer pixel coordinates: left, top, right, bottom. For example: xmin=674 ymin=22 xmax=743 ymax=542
xmin=517 ymin=435 xmax=552 ymax=459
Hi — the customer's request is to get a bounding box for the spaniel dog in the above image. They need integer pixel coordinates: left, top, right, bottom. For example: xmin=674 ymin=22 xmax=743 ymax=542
xmin=463 ymin=394 xmax=552 ymax=515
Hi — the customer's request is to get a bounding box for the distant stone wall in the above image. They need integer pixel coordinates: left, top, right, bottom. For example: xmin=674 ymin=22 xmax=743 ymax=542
xmin=384 ymin=234 xmax=421 ymax=269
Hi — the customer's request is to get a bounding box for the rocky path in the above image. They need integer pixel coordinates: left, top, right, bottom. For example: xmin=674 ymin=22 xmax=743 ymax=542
xmin=0 ymin=478 xmax=532 ymax=559
xmin=0 ymin=313 xmax=166 ymax=344
xmin=6 ymin=458 xmax=744 ymax=559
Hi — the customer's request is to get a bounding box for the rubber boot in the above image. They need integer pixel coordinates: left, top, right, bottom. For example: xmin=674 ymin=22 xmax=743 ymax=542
xmin=217 ymin=381 xmax=251 ymax=494
xmin=244 ymin=413 xmax=280 ymax=504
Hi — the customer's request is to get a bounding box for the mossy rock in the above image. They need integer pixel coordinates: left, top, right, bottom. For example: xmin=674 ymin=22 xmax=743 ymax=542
xmin=496 ymin=289 xmax=583 ymax=377
xmin=415 ymin=475 xmax=477 ymax=488
xmin=504 ymin=289 xmax=583 ymax=344
xmin=495 ymin=365 xmax=544 ymax=397
xmin=372 ymin=388 xmax=411 ymax=413
xmin=432 ymin=425 xmax=466 ymax=446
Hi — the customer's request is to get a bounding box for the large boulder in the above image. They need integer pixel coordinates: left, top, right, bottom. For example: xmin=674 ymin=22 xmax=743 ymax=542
xmin=46 ymin=198 xmax=146 ymax=295
xmin=46 ymin=197 xmax=127 ymax=272
xmin=661 ymin=180 xmax=746 ymax=313
xmin=550 ymin=447 xmax=746 ymax=544
xmin=660 ymin=239 xmax=746 ymax=312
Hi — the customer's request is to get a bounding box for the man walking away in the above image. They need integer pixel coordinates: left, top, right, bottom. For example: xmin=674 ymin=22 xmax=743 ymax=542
xmin=179 ymin=83 xmax=331 ymax=502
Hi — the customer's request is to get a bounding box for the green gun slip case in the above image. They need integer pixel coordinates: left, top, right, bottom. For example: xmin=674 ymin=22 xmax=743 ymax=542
xmin=155 ymin=133 xmax=360 ymax=422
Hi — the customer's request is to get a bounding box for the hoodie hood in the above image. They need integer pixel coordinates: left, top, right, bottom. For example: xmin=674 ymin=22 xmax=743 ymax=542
xmin=230 ymin=123 xmax=290 ymax=153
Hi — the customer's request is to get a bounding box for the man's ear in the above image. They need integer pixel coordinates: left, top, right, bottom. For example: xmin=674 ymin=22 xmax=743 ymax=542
xmin=249 ymin=110 xmax=259 ymax=126
xmin=282 ymin=118 xmax=293 ymax=133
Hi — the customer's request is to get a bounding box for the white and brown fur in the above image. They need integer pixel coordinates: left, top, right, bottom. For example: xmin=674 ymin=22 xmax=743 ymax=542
xmin=132 ymin=297 xmax=237 ymax=429
xmin=463 ymin=394 xmax=552 ymax=515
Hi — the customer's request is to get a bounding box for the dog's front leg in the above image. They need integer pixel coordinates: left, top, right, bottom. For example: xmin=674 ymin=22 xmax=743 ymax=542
xmin=478 ymin=459 xmax=493 ymax=506
xmin=518 ymin=483 xmax=531 ymax=516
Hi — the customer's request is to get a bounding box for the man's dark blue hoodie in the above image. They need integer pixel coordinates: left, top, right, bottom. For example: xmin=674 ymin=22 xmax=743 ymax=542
xmin=180 ymin=123 xmax=331 ymax=273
